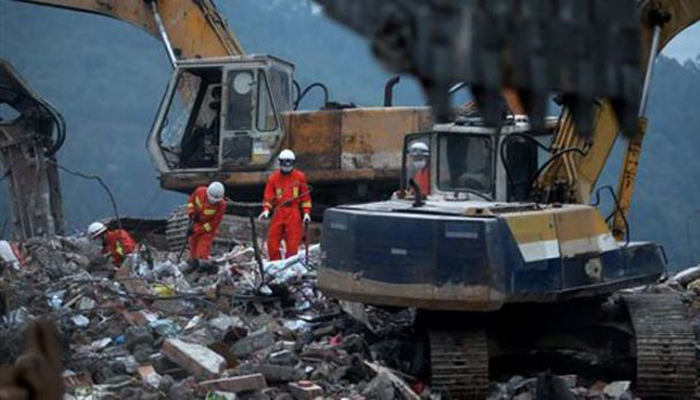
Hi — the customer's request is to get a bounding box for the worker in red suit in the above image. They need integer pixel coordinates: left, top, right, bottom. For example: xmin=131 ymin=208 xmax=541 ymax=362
xmin=408 ymin=141 xmax=431 ymax=195
xmin=258 ymin=149 xmax=312 ymax=260
xmin=186 ymin=181 xmax=226 ymax=268
xmin=87 ymin=222 xmax=136 ymax=267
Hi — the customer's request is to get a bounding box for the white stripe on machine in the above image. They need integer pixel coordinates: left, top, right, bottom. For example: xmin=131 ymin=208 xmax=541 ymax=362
xmin=518 ymin=240 xmax=560 ymax=262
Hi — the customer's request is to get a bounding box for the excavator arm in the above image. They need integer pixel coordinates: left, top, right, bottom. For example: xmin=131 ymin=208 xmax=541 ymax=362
xmin=11 ymin=0 xmax=244 ymax=59
xmin=532 ymin=0 xmax=700 ymax=239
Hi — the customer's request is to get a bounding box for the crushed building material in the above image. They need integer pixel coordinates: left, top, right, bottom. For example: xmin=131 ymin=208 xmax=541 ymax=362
xmin=4 ymin=234 xmax=700 ymax=399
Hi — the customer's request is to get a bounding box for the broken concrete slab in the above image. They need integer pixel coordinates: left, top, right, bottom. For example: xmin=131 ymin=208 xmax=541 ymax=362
xmin=257 ymin=364 xmax=306 ymax=383
xmin=162 ymin=338 xmax=226 ymax=379
xmin=287 ymin=381 xmax=324 ymax=400
xmin=231 ymin=331 xmax=275 ymax=358
xmin=603 ymin=381 xmax=631 ymax=399
xmin=199 ymin=374 xmax=267 ymax=393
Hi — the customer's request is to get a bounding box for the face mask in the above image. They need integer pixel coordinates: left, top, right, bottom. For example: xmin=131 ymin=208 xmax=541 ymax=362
xmin=413 ymin=160 xmax=426 ymax=169
xmin=281 ymin=165 xmax=293 ymax=174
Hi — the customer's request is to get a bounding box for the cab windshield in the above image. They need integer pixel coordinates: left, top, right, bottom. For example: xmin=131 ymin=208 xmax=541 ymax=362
xmin=438 ymin=134 xmax=493 ymax=194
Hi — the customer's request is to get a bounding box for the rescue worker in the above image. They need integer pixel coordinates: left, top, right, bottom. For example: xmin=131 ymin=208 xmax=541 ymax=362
xmin=186 ymin=181 xmax=226 ymax=268
xmin=258 ymin=149 xmax=312 ymax=260
xmin=408 ymin=141 xmax=431 ymax=195
xmin=87 ymin=222 xmax=136 ymax=267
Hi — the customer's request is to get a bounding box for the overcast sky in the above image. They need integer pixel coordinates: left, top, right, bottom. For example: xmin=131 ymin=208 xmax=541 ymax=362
xmin=661 ymin=22 xmax=700 ymax=62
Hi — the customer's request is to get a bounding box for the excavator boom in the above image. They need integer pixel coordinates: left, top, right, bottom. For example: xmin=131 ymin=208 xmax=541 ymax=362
xmin=12 ymin=0 xmax=244 ymax=59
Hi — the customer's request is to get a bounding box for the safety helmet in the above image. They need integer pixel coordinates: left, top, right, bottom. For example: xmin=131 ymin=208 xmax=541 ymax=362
xmin=207 ymin=181 xmax=225 ymax=203
xmin=278 ymin=149 xmax=296 ymax=161
xmin=278 ymin=149 xmax=295 ymax=173
xmin=409 ymin=141 xmax=430 ymax=157
xmin=88 ymin=222 xmax=107 ymax=239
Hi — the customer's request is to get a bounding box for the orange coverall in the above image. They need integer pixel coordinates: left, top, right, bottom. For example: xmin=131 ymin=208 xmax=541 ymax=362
xmin=103 ymin=229 xmax=136 ymax=266
xmin=414 ymin=167 xmax=431 ymax=195
xmin=187 ymin=186 xmax=226 ymax=259
xmin=262 ymin=170 xmax=312 ymax=260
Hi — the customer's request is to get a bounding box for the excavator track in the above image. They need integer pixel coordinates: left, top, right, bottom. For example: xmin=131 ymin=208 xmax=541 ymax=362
xmin=429 ymin=329 xmax=489 ymax=399
xmin=622 ymin=293 xmax=697 ymax=398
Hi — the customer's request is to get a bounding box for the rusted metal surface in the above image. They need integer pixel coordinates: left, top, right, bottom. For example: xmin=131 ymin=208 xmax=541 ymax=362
xmin=162 ymin=107 xmax=432 ymax=204
xmin=318 ymin=268 xmax=506 ymax=311
xmin=0 ymin=59 xmax=64 ymax=239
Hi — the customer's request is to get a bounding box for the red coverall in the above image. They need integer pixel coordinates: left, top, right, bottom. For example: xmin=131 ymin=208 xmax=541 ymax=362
xmin=103 ymin=229 xmax=136 ymax=266
xmin=414 ymin=167 xmax=431 ymax=195
xmin=187 ymin=186 xmax=226 ymax=259
xmin=263 ymin=170 xmax=312 ymax=260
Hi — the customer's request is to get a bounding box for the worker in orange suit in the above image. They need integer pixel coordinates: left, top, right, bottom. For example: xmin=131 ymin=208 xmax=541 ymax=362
xmin=87 ymin=222 xmax=136 ymax=267
xmin=186 ymin=181 xmax=226 ymax=268
xmin=258 ymin=149 xmax=312 ymax=260
xmin=408 ymin=141 xmax=431 ymax=195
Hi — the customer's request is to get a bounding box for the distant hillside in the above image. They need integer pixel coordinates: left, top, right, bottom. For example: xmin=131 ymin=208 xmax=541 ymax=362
xmin=1 ymin=1 xmax=700 ymax=270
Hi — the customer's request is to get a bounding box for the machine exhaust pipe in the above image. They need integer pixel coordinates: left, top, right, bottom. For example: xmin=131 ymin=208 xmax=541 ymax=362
xmin=383 ymin=75 xmax=401 ymax=107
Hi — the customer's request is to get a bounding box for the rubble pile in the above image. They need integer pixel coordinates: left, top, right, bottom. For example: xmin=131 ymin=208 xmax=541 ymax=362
xmin=4 ymin=235 xmax=700 ymax=399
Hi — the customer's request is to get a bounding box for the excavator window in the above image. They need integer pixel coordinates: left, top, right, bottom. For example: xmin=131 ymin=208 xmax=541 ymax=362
xmin=256 ymin=72 xmax=278 ymax=132
xmin=225 ymin=70 xmax=254 ymax=131
xmin=437 ymin=134 xmax=493 ymax=195
xmin=160 ymin=71 xmax=201 ymax=153
xmin=269 ymin=67 xmax=292 ymax=113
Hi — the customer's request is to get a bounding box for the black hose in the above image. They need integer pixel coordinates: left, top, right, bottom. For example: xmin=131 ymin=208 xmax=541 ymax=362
xmin=46 ymin=160 xmax=122 ymax=230
xmin=526 ymin=147 xmax=588 ymax=201
xmin=592 ymin=185 xmax=630 ymax=247
xmin=0 ymin=85 xmax=66 ymax=156
xmin=499 ymin=133 xmax=550 ymax=200
xmin=294 ymin=83 xmax=329 ymax=110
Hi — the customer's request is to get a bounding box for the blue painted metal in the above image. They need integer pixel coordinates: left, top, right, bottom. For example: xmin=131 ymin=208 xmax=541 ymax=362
xmin=320 ymin=202 xmax=666 ymax=310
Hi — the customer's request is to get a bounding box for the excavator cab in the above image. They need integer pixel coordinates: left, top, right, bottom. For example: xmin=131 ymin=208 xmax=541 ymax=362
xmin=398 ymin=115 xmax=553 ymax=203
xmin=148 ymin=55 xmax=293 ymax=173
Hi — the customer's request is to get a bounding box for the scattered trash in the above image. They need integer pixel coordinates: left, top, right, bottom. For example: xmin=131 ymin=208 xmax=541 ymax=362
xmin=5 ymin=235 xmax=700 ymax=399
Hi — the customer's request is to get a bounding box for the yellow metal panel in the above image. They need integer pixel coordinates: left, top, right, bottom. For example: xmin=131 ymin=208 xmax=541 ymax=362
xmin=502 ymin=212 xmax=557 ymax=244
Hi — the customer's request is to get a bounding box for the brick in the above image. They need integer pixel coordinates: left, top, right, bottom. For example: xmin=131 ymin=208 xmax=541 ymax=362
xmin=287 ymin=381 xmax=323 ymax=400
xmin=199 ymin=374 xmax=267 ymax=393
xmin=162 ymin=338 xmax=226 ymax=379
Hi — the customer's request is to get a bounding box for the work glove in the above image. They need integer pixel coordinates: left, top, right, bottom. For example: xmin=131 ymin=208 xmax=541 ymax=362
xmin=303 ymin=213 xmax=311 ymax=224
xmin=258 ymin=210 xmax=270 ymax=220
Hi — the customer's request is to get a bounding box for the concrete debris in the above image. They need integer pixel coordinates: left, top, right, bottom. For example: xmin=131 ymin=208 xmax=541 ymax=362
xmin=199 ymin=374 xmax=267 ymax=393
xmin=6 ymin=234 xmax=700 ymax=399
xmin=162 ymin=338 xmax=227 ymax=378
xmin=603 ymin=381 xmax=632 ymax=399
xmin=673 ymin=265 xmax=700 ymax=286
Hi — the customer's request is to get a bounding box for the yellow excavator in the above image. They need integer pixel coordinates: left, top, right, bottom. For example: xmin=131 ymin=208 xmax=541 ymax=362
xmin=318 ymin=0 xmax=700 ymax=398
xmin=7 ymin=0 xmax=434 ymax=248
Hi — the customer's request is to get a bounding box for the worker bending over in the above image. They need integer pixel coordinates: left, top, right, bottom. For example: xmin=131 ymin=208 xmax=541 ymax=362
xmin=259 ymin=149 xmax=312 ymax=260
xmin=87 ymin=222 xmax=136 ymax=267
xmin=186 ymin=181 xmax=226 ymax=268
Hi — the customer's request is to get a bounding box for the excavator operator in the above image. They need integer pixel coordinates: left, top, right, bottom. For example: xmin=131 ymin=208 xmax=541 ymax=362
xmin=408 ymin=141 xmax=431 ymax=196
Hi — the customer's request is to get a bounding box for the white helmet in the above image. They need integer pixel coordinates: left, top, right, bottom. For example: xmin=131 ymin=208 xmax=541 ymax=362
xmin=409 ymin=141 xmax=430 ymax=157
xmin=278 ymin=149 xmax=296 ymax=161
xmin=278 ymin=149 xmax=296 ymax=173
xmin=88 ymin=222 xmax=107 ymax=239
xmin=207 ymin=181 xmax=225 ymax=203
